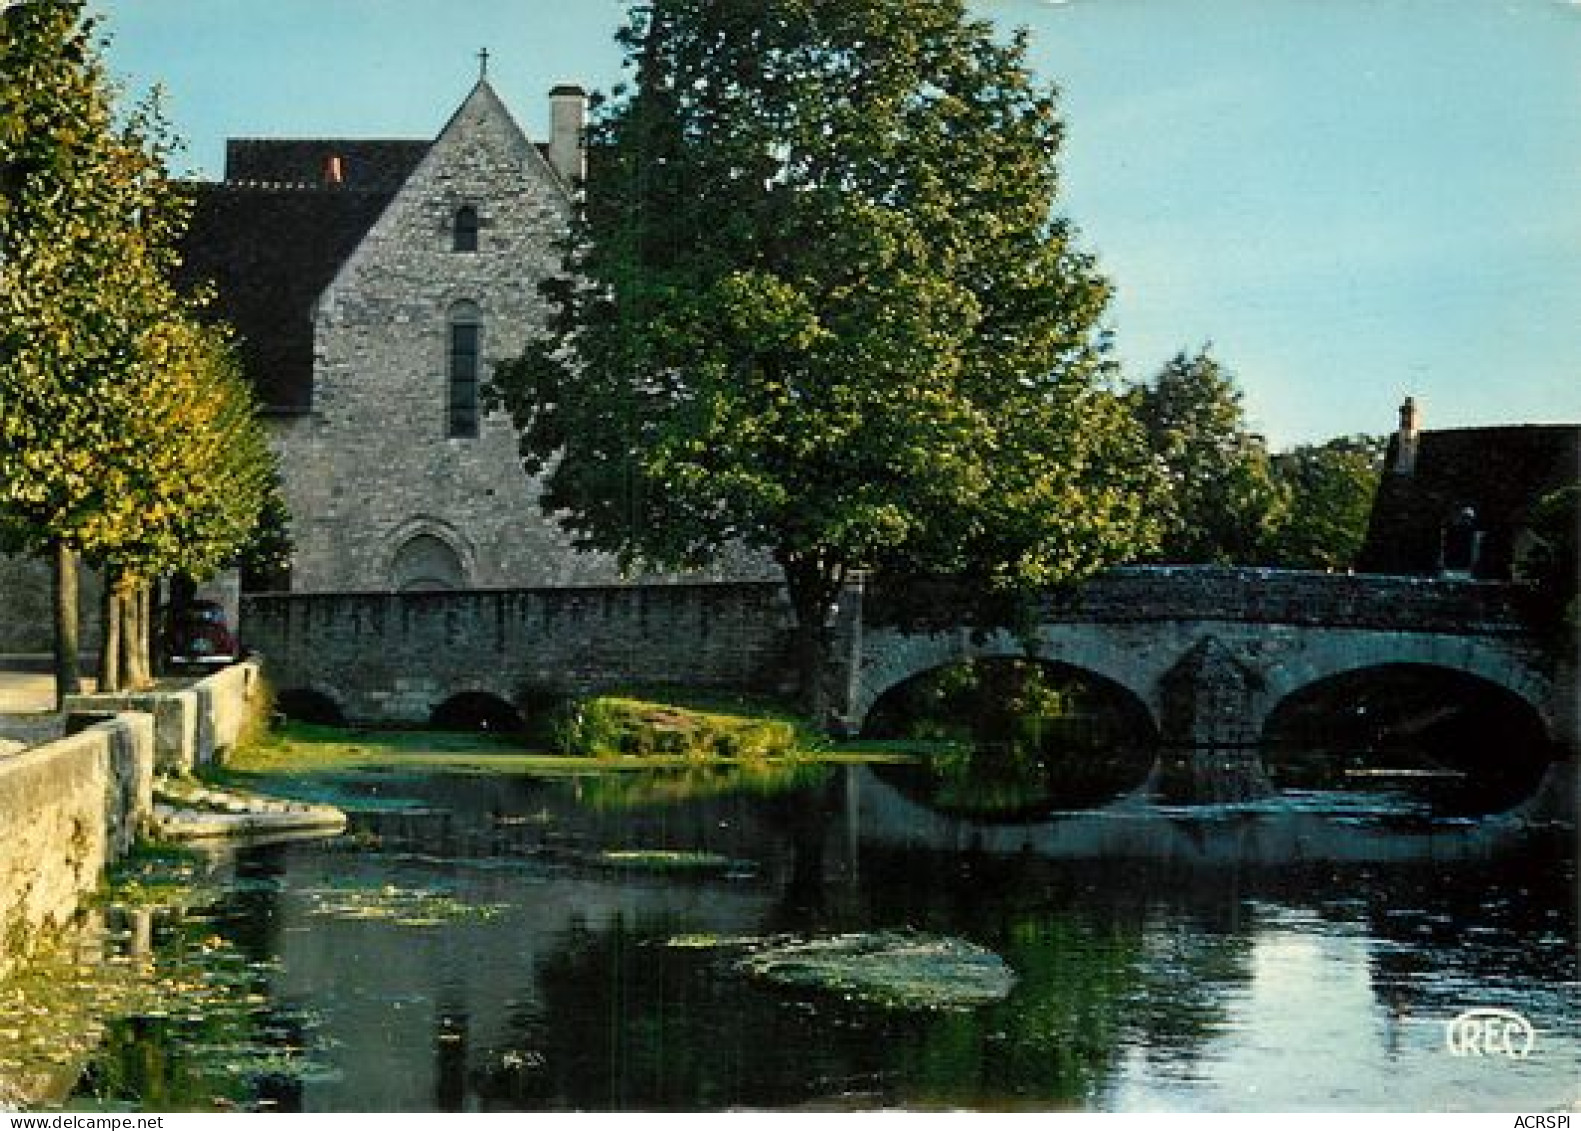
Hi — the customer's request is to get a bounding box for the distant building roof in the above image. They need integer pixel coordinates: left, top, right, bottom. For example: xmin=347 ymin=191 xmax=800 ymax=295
xmin=174 ymin=139 xmax=431 ymax=412
xmin=1358 ymin=423 xmax=1581 ymax=579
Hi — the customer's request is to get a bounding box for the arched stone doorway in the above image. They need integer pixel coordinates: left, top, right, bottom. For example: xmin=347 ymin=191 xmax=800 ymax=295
xmin=391 ymin=532 xmax=467 ymax=592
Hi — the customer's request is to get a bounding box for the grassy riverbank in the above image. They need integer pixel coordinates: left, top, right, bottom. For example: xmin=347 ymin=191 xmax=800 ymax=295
xmin=218 ymin=690 xmax=911 ymax=783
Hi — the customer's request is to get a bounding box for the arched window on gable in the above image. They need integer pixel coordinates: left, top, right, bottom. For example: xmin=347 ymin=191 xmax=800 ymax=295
xmin=448 ymin=301 xmax=481 ymax=439
xmin=453 ymin=205 xmax=479 ymax=252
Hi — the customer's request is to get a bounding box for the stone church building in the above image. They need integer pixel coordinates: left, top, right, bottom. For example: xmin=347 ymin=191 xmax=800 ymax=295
xmin=178 ymin=77 xmax=642 ymax=594
xmin=0 ymin=75 xmax=770 ymax=650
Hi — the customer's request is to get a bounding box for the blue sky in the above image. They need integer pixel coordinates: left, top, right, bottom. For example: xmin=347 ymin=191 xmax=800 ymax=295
xmin=92 ymin=0 xmax=1581 ymax=448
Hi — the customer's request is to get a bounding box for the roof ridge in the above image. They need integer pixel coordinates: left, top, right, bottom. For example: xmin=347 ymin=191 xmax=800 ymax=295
xmin=213 ymin=179 xmax=398 ymax=193
xmin=227 ymin=136 xmax=431 ymax=145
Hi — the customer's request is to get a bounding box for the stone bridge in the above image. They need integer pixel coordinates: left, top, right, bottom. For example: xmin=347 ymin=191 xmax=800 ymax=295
xmin=240 ymin=567 xmax=1576 ymax=754
xmin=834 ymin=567 xmax=1572 ymax=751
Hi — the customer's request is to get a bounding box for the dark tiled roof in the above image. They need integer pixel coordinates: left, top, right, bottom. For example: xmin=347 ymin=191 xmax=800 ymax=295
xmin=1358 ymin=425 xmax=1581 ymax=578
xmin=175 ymin=181 xmax=398 ymax=412
xmin=225 ymin=139 xmax=430 ymax=191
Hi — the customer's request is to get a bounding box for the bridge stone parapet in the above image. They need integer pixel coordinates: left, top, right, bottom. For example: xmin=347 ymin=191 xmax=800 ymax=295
xmin=865 ymin=565 xmax=1534 ymax=635
xmin=241 ymin=583 xmax=795 ymax=725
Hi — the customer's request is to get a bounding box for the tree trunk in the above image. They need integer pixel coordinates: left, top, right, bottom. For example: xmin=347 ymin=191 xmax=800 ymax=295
xmin=121 ymin=580 xmax=152 ymax=690
xmin=138 ymin=583 xmax=154 ymax=685
xmin=50 ymin=540 xmax=83 ymax=710
xmin=98 ymin=566 xmax=122 ymax=694
xmin=779 ymin=552 xmax=844 ymax=727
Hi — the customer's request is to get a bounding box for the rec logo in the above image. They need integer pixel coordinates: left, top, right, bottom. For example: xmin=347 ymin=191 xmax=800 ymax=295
xmin=1445 ymin=1008 xmax=1536 ymax=1059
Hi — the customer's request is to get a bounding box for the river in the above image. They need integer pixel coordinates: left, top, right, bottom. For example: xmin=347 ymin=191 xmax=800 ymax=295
xmin=33 ymin=754 xmax=1581 ymax=1112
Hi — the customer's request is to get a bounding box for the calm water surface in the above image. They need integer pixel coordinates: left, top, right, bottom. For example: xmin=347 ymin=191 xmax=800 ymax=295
xmin=69 ymin=761 xmax=1580 ymax=1112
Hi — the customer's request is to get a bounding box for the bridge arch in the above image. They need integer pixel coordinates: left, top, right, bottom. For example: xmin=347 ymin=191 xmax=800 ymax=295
xmin=849 ymin=627 xmax=1160 ymax=739
xmin=275 ymin=684 xmax=348 ymax=726
xmin=1261 ymin=660 xmax=1555 ymax=813
xmin=1252 ymin=631 xmax=1555 ymax=744
xmin=430 ymin=689 xmax=525 ymax=733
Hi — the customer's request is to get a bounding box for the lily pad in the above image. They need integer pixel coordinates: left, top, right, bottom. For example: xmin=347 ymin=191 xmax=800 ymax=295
xmin=735 ymin=930 xmax=1016 ymax=1011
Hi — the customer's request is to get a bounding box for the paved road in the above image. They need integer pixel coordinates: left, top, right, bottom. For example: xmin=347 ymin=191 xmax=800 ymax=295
xmin=0 ymin=670 xmax=56 ymax=714
xmin=0 ymin=657 xmax=90 ymax=746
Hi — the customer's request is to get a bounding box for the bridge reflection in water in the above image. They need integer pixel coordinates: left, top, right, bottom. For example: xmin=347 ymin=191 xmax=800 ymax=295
xmin=854 ymin=759 xmax=1575 ymax=868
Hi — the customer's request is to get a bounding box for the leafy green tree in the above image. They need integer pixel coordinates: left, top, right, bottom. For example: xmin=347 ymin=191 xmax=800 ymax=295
xmin=493 ymin=0 xmax=1159 ymax=715
xmin=1266 ymin=435 xmax=1384 ymax=571
xmin=1131 ymin=348 xmax=1286 ymax=565
xmin=0 ymin=1 xmax=181 ymax=702
xmin=1 ymin=2 xmax=276 ymax=697
xmin=1517 ymin=485 xmax=1579 ymax=640
xmin=94 ymin=318 xmax=277 ymax=689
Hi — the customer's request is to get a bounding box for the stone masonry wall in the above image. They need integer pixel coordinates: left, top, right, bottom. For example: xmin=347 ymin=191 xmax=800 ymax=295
xmin=867 ymin=565 xmax=1533 ymax=635
xmin=274 ymin=83 xmax=628 ymax=594
xmin=242 ymin=583 xmax=796 ymax=724
xmin=0 ymin=554 xmax=104 ymax=655
xmin=0 ymin=713 xmax=153 ymax=978
xmin=63 ymin=661 xmax=263 ymax=776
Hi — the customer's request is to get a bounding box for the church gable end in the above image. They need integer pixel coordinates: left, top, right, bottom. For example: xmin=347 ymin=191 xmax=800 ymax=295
xmin=272 ymin=78 xmax=615 ymax=593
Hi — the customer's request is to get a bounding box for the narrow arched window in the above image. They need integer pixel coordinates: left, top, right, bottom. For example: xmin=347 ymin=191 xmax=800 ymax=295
xmin=448 ymin=301 xmax=481 ymax=438
xmin=453 ymin=205 xmax=479 ymax=252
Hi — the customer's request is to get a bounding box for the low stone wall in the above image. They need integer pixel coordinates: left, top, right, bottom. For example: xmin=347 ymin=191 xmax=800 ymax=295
xmin=0 ymin=713 xmax=154 ymax=979
xmin=243 ymin=585 xmax=794 ymax=724
xmin=63 ymin=661 xmax=262 ymax=775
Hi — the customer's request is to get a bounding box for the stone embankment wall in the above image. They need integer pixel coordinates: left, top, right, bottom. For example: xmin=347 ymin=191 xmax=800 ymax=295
xmin=242 ymin=583 xmax=795 ymax=724
xmin=0 ymin=662 xmax=262 ymax=979
xmin=0 ymin=713 xmax=153 ymax=979
xmin=64 ymin=661 xmax=263 ymax=775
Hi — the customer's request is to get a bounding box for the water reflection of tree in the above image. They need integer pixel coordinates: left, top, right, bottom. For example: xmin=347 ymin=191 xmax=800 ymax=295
xmin=844 ymin=851 xmax=1258 ymax=1100
xmin=478 ymin=848 xmax=1268 ymax=1110
xmin=572 ymin=761 xmax=833 ymax=812
xmin=66 ymin=905 xmax=271 ymax=1111
xmin=482 ymin=913 xmax=899 ymax=1110
xmin=865 ymin=660 xmax=1154 ymax=818
xmin=485 ymin=910 xmax=1147 ymax=1109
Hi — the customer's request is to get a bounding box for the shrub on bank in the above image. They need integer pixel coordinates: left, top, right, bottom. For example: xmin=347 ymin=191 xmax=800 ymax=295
xmin=549 ymin=694 xmax=805 ymax=761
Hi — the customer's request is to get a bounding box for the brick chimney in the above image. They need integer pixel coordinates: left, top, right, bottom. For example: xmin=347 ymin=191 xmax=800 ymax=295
xmin=1393 ymin=395 xmax=1420 ymax=475
xmin=547 ymin=84 xmax=587 ymax=191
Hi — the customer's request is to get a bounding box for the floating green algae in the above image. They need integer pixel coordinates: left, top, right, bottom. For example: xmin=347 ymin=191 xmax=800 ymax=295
xmin=299 ymin=883 xmax=506 ymax=927
xmin=730 ymin=930 xmax=1017 ymax=1011
xmin=0 ymin=850 xmax=331 ymax=1111
xmin=593 ymin=849 xmax=755 ymax=873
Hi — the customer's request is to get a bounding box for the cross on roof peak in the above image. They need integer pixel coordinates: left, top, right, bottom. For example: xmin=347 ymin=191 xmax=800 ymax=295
xmin=477 ymin=47 xmax=490 ymax=80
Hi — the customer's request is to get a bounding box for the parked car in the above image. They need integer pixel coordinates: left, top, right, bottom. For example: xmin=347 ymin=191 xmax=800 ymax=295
xmin=163 ymin=600 xmax=239 ymax=671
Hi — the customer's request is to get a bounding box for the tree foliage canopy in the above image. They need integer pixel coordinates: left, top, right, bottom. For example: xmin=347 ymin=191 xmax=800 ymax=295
xmin=1132 ymin=349 xmax=1383 ymax=570
xmin=493 ymin=0 xmax=1160 ymax=671
xmin=1267 ymin=435 xmax=1384 ymax=571
xmin=1131 ymin=348 xmax=1286 ymax=565
xmin=1 ymin=1 xmax=281 ymax=690
xmin=0 ymin=1 xmax=275 ymax=579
